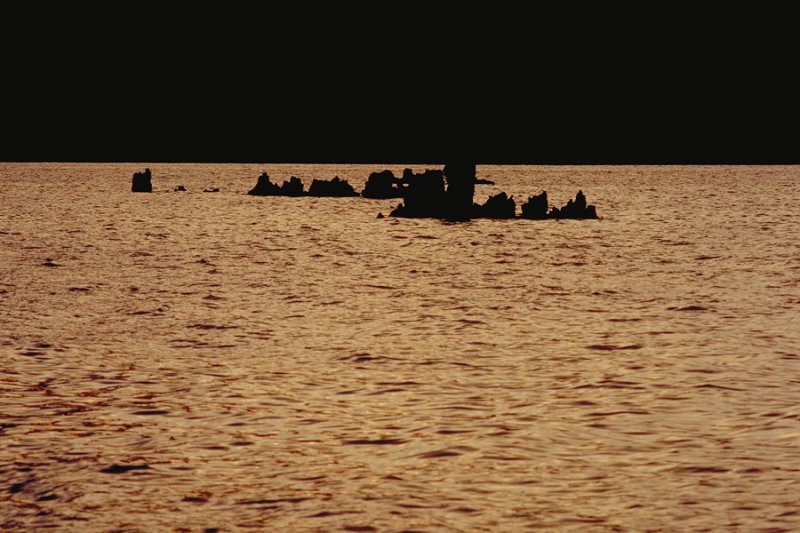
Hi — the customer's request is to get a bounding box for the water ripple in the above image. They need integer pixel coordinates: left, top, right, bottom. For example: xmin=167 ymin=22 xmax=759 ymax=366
xmin=1 ymin=163 xmax=799 ymax=531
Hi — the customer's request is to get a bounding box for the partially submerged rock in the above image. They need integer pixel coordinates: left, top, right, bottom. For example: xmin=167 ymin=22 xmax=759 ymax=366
xmin=520 ymin=191 xmax=548 ymax=219
xmin=281 ymin=176 xmax=305 ymax=196
xmin=521 ymin=190 xmax=598 ymax=219
xmin=308 ymin=176 xmax=358 ymax=197
xmin=361 ymin=170 xmax=403 ymax=199
xmin=389 ymin=169 xmax=446 ymax=218
xmin=131 ymin=169 xmax=152 ymax=192
xmin=549 ymin=190 xmax=598 ymax=219
xmin=442 ymin=162 xmax=476 ymax=221
xmin=390 ymin=162 xmax=476 ymax=220
xmin=474 ymin=192 xmax=516 ymax=219
xmin=248 ymin=173 xmax=306 ymax=196
xmin=248 ymin=172 xmax=281 ymax=195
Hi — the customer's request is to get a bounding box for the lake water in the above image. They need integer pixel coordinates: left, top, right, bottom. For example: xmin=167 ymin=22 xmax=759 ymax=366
xmin=1 ymin=163 xmax=799 ymax=531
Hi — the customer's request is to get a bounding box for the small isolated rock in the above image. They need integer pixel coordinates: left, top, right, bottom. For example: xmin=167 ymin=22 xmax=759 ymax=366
xmin=100 ymin=464 xmax=151 ymax=474
xmin=131 ymin=169 xmax=152 ymax=192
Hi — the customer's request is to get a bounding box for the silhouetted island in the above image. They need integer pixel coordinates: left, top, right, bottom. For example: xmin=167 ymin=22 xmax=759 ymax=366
xmin=131 ymin=169 xmax=152 ymax=192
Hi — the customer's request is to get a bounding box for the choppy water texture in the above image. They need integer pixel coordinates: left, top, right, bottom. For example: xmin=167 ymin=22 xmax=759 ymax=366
xmin=1 ymin=163 xmax=799 ymax=532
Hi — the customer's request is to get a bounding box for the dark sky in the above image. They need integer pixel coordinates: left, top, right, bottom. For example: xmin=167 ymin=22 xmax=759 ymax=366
xmin=5 ymin=9 xmax=797 ymax=164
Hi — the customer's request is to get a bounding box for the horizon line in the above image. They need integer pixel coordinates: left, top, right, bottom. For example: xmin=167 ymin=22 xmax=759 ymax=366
xmin=4 ymin=160 xmax=800 ymax=166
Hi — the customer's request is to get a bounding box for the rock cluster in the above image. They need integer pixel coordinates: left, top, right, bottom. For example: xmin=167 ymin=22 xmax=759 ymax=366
xmin=248 ymin=173 xmax=357 ymax=197
xmin=388 ymin=164 xmax=598 ymax=220
xmin=140 ymin=167 xmax=600 ymax=221
xmin=248 ymin=173 xmax=307 ymax=196
xmin=521 ymin=190 xmax=598 ymax=219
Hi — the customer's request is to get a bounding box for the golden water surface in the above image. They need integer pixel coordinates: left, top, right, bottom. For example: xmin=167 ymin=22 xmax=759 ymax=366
xmin=1 ymin=164 xmax=799 ymax=531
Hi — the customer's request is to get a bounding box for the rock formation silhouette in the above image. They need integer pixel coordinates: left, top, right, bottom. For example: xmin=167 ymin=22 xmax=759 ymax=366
xmin=131 ymin=168 xmax=152 ymax=192
xmin=174 ymin=185 xmax=186 ymax=192
xmin=248 ymin=172 xmax=281 ymax=195
xmin=281 ymin=176 xmax=305 ymax=196
xmin=520 ymin=190 xmax=598 ymax=219
xmin=549 ymin=190 xmax=598 ymax=219
xmin=248 ymin=173 xmax=307 ymax=196
xmin=442 ymin=162 xmax=476 ymax=221
xmin=390 ymin=162 xmax=476 ymax=220
xmin=308 ymin=176 xmax=358 ymax=197
xmin=361 ymin=170 xmax=403 ymax=199
xmin=520 ymin=191 xmax=548 ymax=219
xmin=473 ymin=192 xmax=516 ymax=219
xmin=389 ymin=169 xmax=446 ymax=218
xmin=244 ymin=169 xmax=599 ymax=221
